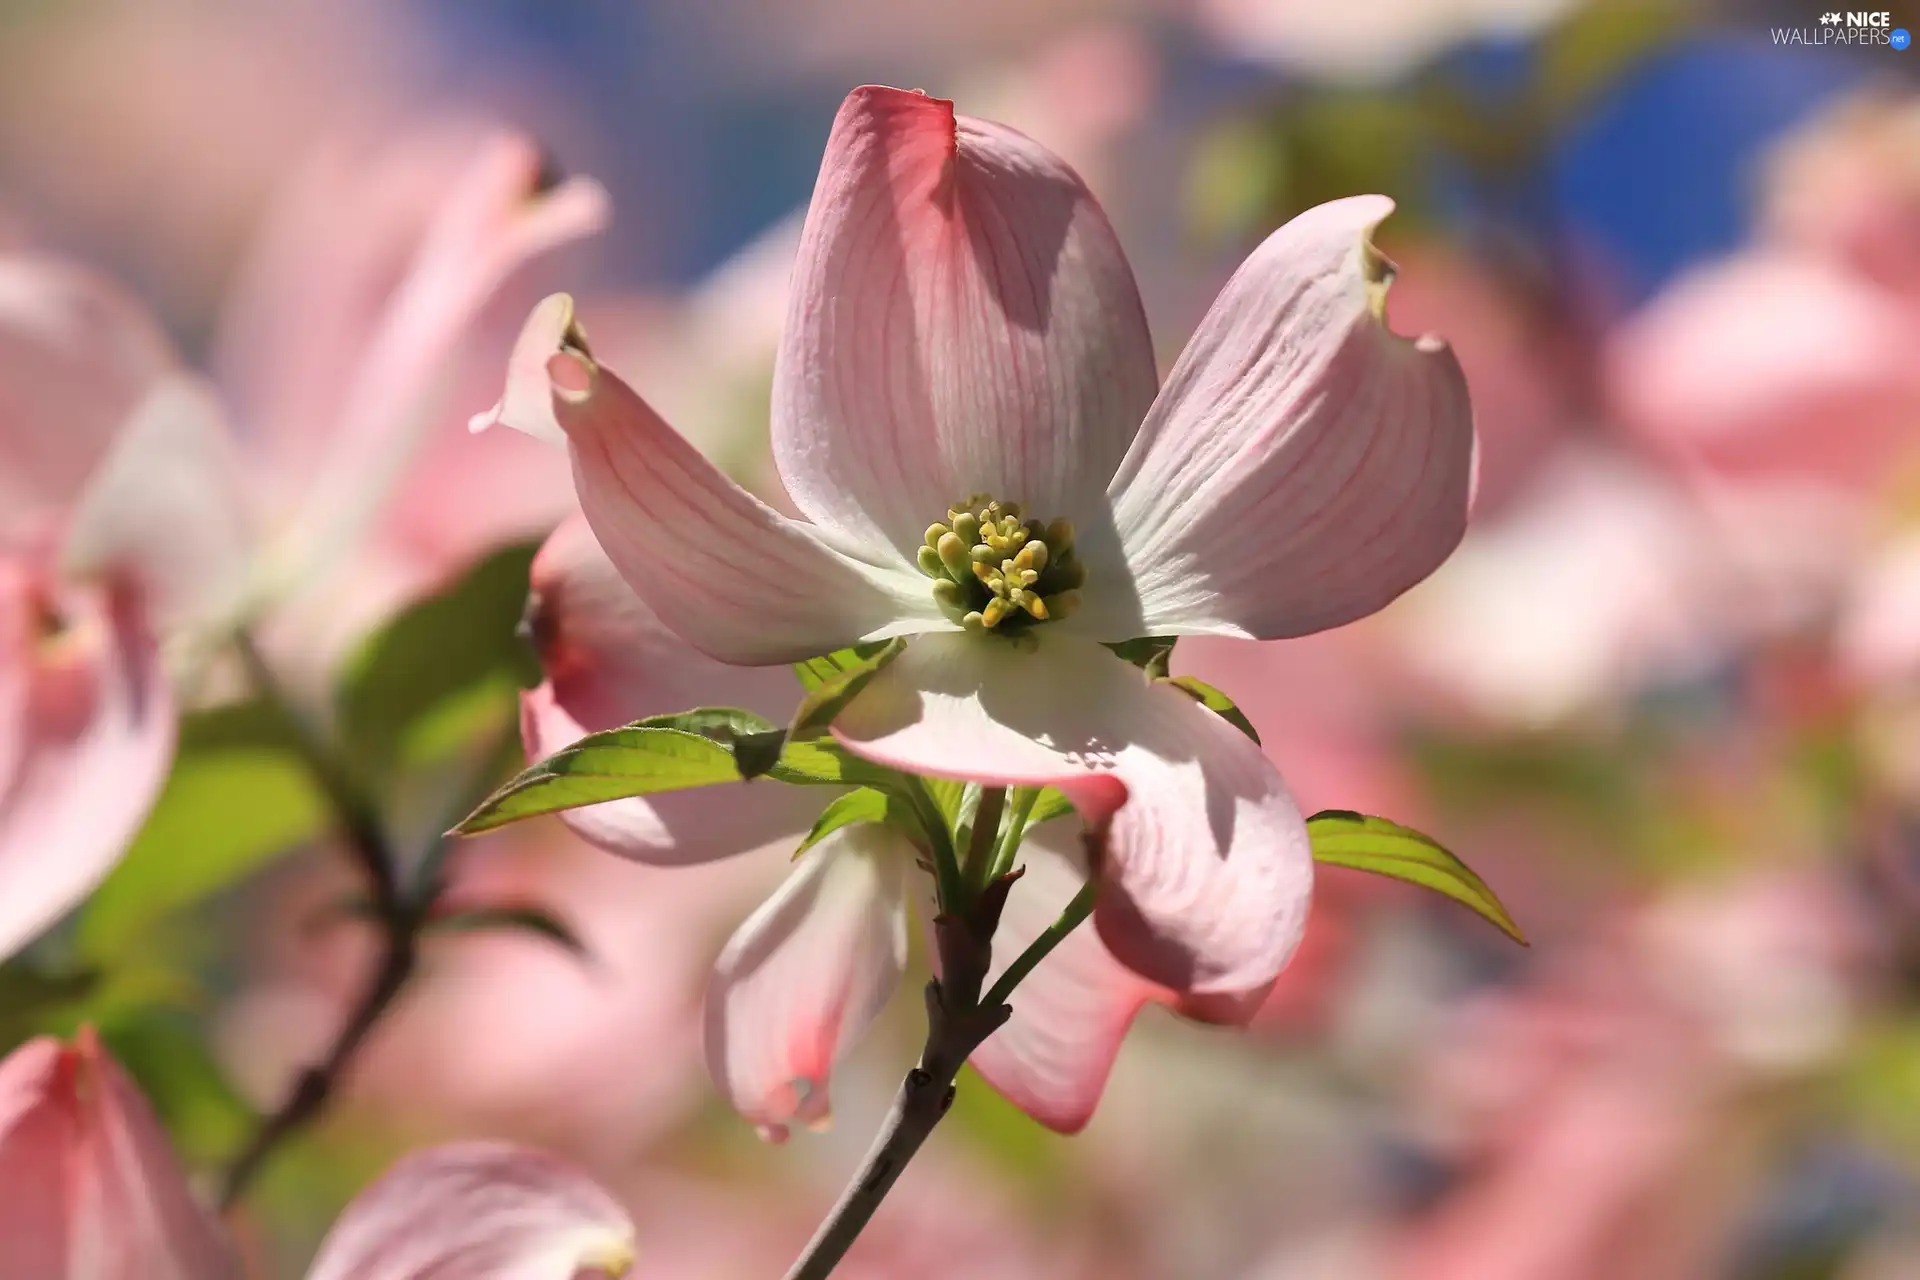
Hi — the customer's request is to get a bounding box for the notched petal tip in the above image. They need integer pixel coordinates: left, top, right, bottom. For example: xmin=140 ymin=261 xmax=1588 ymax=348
xmin=1348 ymin=196 xmax=1460 ymax=360
xmin=470 ymin=293 xmax=595 ymax=439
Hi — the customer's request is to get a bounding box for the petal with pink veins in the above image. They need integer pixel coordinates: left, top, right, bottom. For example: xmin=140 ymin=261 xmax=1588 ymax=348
xmin=0 ymin=256 xmax=177 ymax=536
xmin=772 ymin=84 xmax=1159 ymax=563
xmin=1106 ymin=195 xmax=1475 ymax=641
xmin=0 ymin=569 xmax=174 ymax=962
xmin=497 ymin=304 xmax=942 ymax=663
xmin=704 ymin=824 xmax=910 ymax=1141
xmin=519 ymin=515 xmax=823 ymax=861
xmin=833 ymin=632 xmax=1313 ymax=996
xmin=0 ymin=1029 xmax=239 ymax=1279
xmin=306 ymin=1141 xmax=635 ymax=1280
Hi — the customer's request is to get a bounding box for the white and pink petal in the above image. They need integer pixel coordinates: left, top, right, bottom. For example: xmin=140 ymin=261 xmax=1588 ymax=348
xmin=1105 ymin=195 xmax=1475 ymax=641
xmin=772 ymin=85 xmax=1159 ymax=562
xmin=703 ymin=824 xmax=910 ymax=1141
xmin=968 ymin=829 xmax=1160 ymax=1133
xmin=492 ymin=302 xmax=941 ymax=664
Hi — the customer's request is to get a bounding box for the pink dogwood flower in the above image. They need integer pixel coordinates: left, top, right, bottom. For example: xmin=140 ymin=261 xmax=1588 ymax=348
xmin=0 ymin=1032 xmax=636 ymax=1279
xmin=484 ymin=85 xmax=1472 ymax=1128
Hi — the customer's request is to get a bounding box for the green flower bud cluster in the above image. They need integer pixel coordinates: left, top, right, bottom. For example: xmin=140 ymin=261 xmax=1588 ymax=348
xmin=917 ymin=494 xmax=1085 ymax=634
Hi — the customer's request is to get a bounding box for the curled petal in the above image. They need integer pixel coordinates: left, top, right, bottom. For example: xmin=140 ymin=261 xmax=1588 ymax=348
xmin=496 ymin=299 xmax=942 ymax=663
xmin=0 ymin=1030 xmax=238 ymax=1279
xmin=0 ymin=256 xmax=176 ymax=534
xmin=0 ymin=569 xmax=174 ymax=962
xmin=773 ymin=84 xmax=1159 ymax=561
xmin=833 ymin=632 xmax=1313 ymax=996
xmin=704 ymin=824 xmax=910 ymax=1141
xmin=306 ymin=1141 xmax=635 ymax=1280
xmin=1106 ymin=195 xmax=1475 ymax=640
xmin=519 ymin=515 xmax=821 ymax=861
xmin=969 ymin=829 xmax=1159 ymax=1133
xmin=61 ymin=375 xmax=252 ymax=636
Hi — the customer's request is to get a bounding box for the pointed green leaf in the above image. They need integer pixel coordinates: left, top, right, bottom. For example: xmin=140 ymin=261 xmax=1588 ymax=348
xmin=636 ymin=707 xmax=786 ymax=779
xmin=1161 ymin=675 xmax=1261 ymax=745
xmin=795 ymin=788 xmax=919 ymax=856
xmin=788 ymin=636 xmax=907 ymax=739
xmin=1306 ymin=810 xmax=1526 ymax=945
xmin=793 ymin=641 xmax=898 ymax=692
xmin=1024 ymin=788 xmax=1076 ymax=827
xmin=637 ymin=707 xmax=778 ymax=738
xmin=454 ymin=727 xmax=747 ymax=834
xmin=1105 ymin=636 xmax=1177 ymax=678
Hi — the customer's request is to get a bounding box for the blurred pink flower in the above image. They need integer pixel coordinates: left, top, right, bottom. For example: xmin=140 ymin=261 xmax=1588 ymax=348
xmin=218 ymin=819 xmax=783 ymax=1162
xmin=1395 ymin=872 xmax=1865 ymax=1280
xmin=0 ymin=126 xmax=604 ymax=960
xmin=1393 ymin=444 xmax=1852 ymax=725
xmin=1608 ymin=93 xmax=1920 ymax=492
xmin=0 ymin=1033 xmax=637 ymax=1280
xmin=221 ymin=124 xmax=609 ymax=671
xmin=0 ymin=1028 xmax=238 ymax=1279
xmin=485 ymin=85 xmax=1475 ymax=1018
xmin=306 ymin=1141 xmax=635 ymax=1280
xmin=0 ymin=1 xmax=428 ymax=319
xmin=0 ymin=263 xmax=245 ymax=961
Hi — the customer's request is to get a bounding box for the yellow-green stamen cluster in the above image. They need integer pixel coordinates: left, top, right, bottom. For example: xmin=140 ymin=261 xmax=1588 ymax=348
xmin=917 ymin=494 xmax=1085 ymax=634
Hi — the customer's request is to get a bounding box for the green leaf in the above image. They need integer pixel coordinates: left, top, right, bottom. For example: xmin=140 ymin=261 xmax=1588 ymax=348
xmin=633 ymin=707 xmax=793 ymax=780
xmin=424 ymin=906 xmax=591 ymax=960
xmin=788 ymin=637 xmax=906 ymax=739
xmin=1025 ymin=788 xmax=1076 ymax=827
xmin=79 ymin=749 xmax=326 ymax=960
xmin=1105 ymin=637 xmax=1176 ymax=678
xmin=335 ymin=541 xmax=542 ymax=774
xmin=638 ymin=707 xmax=777 ymax=738
xmin=796 ymin=788 xmax=917 ymax=856
xmin=1161 ymin=676 xmax=1261 ymax=745
xmin=1306 ymin=810 xmax=1526 ymax=945
xmin=455 ymin=726 xmax=747 ymax=834
xmin=793 ymin=642 xmax=896 ymax=693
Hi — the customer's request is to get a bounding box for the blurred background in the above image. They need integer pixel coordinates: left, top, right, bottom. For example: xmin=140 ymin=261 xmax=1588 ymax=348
xmin=5 ymin=0 xmax=1920 ymax=1275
